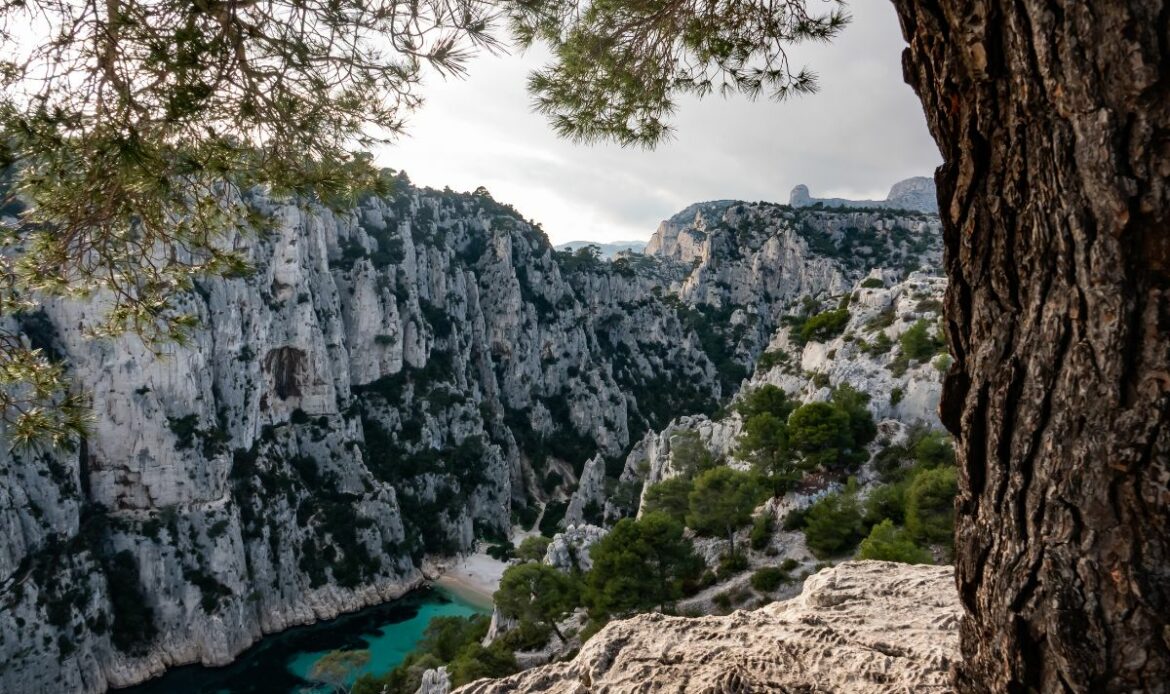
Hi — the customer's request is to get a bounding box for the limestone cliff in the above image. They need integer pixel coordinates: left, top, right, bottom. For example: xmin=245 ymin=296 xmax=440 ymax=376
xmin=455 ymin=561 xmax=960 ymax=694
xmin=0 ymin=177 xmax=942 ymax=692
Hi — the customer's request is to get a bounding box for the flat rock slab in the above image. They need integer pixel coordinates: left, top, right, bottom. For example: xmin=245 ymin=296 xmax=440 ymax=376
xmin=456 ymin=561 xmax=960 ymax=693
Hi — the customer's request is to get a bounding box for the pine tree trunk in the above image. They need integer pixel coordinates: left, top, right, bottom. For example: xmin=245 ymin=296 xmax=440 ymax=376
xmin=889 ymin=1 xmax=1170 ymax=691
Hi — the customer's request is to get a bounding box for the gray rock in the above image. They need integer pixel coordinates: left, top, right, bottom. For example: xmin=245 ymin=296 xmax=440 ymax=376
xmin=454 ymin=561 xmax=960 ymax=694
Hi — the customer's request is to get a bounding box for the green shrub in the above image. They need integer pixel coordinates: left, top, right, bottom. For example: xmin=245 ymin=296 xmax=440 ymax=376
xmin=716 ymin=551 xmax=749 ymax=580
xmin=858 ymin=330 xmax=893 ymax=355
xmin=750 ymin=567 xmax=788 ymax=592
xmin=788 ymin=402 xmax=854 ymax=470
xmin=539 ymin=501 xmax=568 ymax=537
xmin=642 ymin=477 xmax=694 ymax=524
xmin=447 ymin=641 xmax=518 ymax=687
xmin=737 ymin=411 xmax=791 ymax=477
xmin=782 ymin=508 xmax=807 ymax=531
xmin=542 ymin=471 xmax=564 ymax=494
xmin=687 ymin=468 xmax=764 ymax=551
xmin=863 ymin=482 xmax=908 ymax=526
xmin=899 ymin=319 xmax=945 ymax=361
xmin=914 ymin=431 xmax=955 ymax=468
xmin=860 ymin=277 xmax=885 ymax=289
xmin=749 ymin=513 xmax=774 ymax=550
xmin=669 ymin=431 xmax=716 ymax=478
xmin=905 ymin=466 xmax=958 ymax=546
xmin=485 ymin=542 xmax=513 ymax=561
xmin=858 ymin=520 xmax=932 ymax=564
xmin=755 ymin=349 xmax=790 ymax=372
xmin=799 ymin=309 xmax=851 ymax=344
xmin=587 ymin=513 xmax=704 ymax=615
xmin=890 ymin=387 xmax=904 ymax=406
xmin=830 ymin=384 xmax=877 ymax=449
xmin=865 ymin=307 xmax=896 ymax=332
xmin=735 ymin=385 xmax=796 ymax=421
xmin=514 ymin=536 xmax=552 ymax=563
xmin=802 ymin=492 xmax=864 ymax=558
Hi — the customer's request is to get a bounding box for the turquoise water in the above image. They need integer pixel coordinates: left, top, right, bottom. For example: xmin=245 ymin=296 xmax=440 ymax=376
xmin=123 ymin=587 xmax=486 ymax=694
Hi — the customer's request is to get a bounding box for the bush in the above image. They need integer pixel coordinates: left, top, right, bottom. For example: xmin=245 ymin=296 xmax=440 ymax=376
xmin=830 ymin=384 xmax=877 ymax=450
xmin=788 ymin=402 xmax=854 ymax=470
xmin=782 ymin=508 xmax=807 ymax=531
xmin=542 ymin=471 xmax=564 ymax=494
xmin=485 ymin=542 xmax=513 ymax=561
xmin=802 ymin=492 xmax=864 ymax=558
xmin=669 ymin=431 xmax=716 ymax=478
xmin=716 ymin=551 xmax=749 ymax=580
xmin=750 ymin=513 xmax=774 ymax=550
xmin=858 ymin=330 xmax=894 ymax=356
xmin=736 ymin=411 xmax=791 ymax=476
xmin=858 ymin=520 xmax=933 ymax=564
xmin=447 ymin=641 xmax=518 ymax=687
xmin=890 ymin=387 xmax=904 ymax=406
xmin=755 ymin=349 xmax=790 ymax=372
xmin=860 ymin=277 xmax=885 ymax=289
xmin=735 ymin=385 xmax=797 ymax=421
xmin=899 ymin=319 xmax=945 ymax=361
xmin=539 ymin=501 xmax=568 ymax=537
xmin=914 ymin=430 xmax=955 ymax=468
xmin=587 ymin=513 xmax=704 ymax=616
xmin=905 ymin=466 xmax=958 ymax=546
xmin=514 ymin=536 xmax=552 ymax=563
xmin=750 ymin=567 xmax=788 ymax=592
xmin=864 ymin=482 xmax=908 ymax=526
xmin=642 ymin=477 xmax=694 ymax=524
xmin=686 ymin=468 xmax=764 ymax=548
xmin=799 ymin=309 xmax=851 ymax=344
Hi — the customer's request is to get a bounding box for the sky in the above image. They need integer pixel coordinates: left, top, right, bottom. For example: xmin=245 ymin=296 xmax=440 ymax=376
xmin=372 ymin=2 xmax=941 ymax=245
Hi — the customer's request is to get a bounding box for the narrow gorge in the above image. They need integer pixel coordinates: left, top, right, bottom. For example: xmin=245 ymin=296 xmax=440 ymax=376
xmin=0 ymin=176 xmax=949 ymax=692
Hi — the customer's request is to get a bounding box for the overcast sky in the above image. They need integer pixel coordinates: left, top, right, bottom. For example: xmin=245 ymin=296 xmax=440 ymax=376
xmin=373 ymin=2 xmax=941 ymax=245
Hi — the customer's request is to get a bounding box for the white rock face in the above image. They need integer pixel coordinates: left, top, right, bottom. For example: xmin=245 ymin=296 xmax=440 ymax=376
xmin=0 ymin=180 xmax=944 ymax=692
xmin=0 ymin=183 xmax=739 ymax=693
xmin=416 ymin=666 xmax=451 ymax=694
xmin=564 ymin=455 xmax=606 ymax=526
xmin=454 ymin=561 xmax=960 ymax=694
xmin=752 ymin=270 xmax=948 ymax=426
xmin=542 ymin=525 xmax=606 ymax=573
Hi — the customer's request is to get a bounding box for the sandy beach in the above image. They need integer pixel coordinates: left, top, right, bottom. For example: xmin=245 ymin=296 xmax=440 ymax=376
xmin=432 ymin=549 xmax=509 ymax=611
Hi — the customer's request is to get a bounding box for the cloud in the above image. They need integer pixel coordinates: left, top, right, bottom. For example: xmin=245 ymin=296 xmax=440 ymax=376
xmin=373 ymin=2 xmax=940 ymax=245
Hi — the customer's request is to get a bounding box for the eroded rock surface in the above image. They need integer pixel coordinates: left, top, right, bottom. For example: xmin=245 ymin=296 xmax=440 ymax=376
xmin=456 ymin=561 xmax=960 ymax=694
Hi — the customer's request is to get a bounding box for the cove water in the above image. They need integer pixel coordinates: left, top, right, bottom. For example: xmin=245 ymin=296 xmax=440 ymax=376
xmin=123 ymin=587 xmax=486 ymax=694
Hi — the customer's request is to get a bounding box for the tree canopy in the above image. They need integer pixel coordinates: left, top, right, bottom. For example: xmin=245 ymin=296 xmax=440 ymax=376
xmin=494 ymin=563 xmax=580 ymax=641
xmin=586 ymin=512 xmax=703 ymax=616
xmin=686 ymin=466 xmax=763 ymax=554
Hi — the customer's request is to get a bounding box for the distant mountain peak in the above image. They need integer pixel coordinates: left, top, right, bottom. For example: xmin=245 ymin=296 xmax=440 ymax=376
xmin=788 ymin=177 xmax=938 ymax=214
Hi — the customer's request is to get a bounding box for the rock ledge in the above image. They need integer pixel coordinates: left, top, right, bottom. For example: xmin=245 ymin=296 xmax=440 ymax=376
xmin=456 ymin=561 xmax=960 ymax=693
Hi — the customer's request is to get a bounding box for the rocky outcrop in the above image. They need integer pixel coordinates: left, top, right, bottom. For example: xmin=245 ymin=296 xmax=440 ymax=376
xmin=564 ymin=455 xmax=606 ymax=526
xmin=416 ymin=666 xmax=451 ymax=694
xmin=789 ymin=176 xmax=939 ymax=214
xmin=542 ymin=525 xmax=606 ymax=573
xmin=455 ymin=561 xmax=960 ymax=694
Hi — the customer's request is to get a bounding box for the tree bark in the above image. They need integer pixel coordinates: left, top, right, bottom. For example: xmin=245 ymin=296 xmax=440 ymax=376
xmin=889 ymin=1 xmax=1170 ymax=691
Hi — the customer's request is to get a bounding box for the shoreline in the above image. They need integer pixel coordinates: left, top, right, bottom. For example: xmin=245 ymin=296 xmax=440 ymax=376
xmin=428 ymin=548 xmax=509 ymax=613
xmin=434 ymin=574 xmax=496 ymax=611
